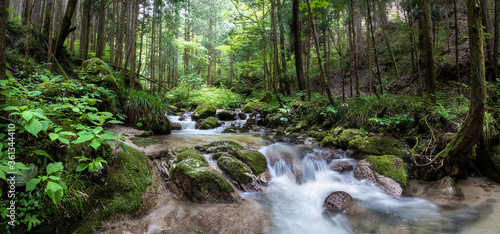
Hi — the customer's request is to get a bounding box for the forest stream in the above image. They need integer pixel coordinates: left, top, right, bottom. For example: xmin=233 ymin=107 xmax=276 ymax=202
xmin=101 ymin=115 xmax=500 ymax=234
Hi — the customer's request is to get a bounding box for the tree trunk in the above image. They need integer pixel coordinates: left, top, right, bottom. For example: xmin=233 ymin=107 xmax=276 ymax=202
xmin=436 ymin=0 xmax=486 ymax=168
xmin=136 ymin=6 xmax=147 ymax=77
xmin=69 ymin=2 xmax=78 ymax=54
xmin=354 ymin=0 xmax=364 ymax=60
xmin=455 ymin=0 xmax=461 ymax=98
xmin=351 ymin=0 xmax=360 ymax=96
xmin=420 ymin=0 xmax=435 ymax=95
xmin=43 ymin=0 xmax=53 ymax=36
xmin=480 ymin=0 xmax=494 ymax=63
xmin=494 ymin=0 xmax=499 ymax=80
xmin=277 ymin=0 xmax=291 ymax=95
xmin=128 ymin=0 xmax=139 ymax=89
xmin=378 ymin=0 xmax=400 ymax=80
xmin=292 ymin=0 xmax=306 ymax=97
xmin=115 ymin=0 xmax=125 ymax=68
xmin=110 ymin=0 xmax=116 ymax=63
xmin=24 ymin=0 xmax=34 ymax=70
xmin=96 ymin=0 xmax=107 ymax=59
xmin=305 ymin=0 xmax=335 ymax=106
xmin=270 ymin=0 xmax=284 ymax=104
xmin=80 ymin=0 xmax=91 ymax=62
xmin=150 ymin=0 xmax=157 ymax=86
xmin=367 ymin=0 xmax=383 ymax=95
xmin=0 ymin=0 xmax=7 ymax=80
xmin=54 ymin=0 xmax=78 ymax=59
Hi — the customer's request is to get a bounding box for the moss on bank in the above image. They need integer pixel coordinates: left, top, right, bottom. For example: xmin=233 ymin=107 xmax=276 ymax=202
xmin=365 ymin=155 xmax=408 ymax=187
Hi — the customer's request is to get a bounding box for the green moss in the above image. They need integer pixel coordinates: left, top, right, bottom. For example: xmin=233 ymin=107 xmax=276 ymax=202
xmin=199 ymin=116 xmax=220 ymax=129
xmin=320 ymin=136 xmax=335 ymax=147
xmin=192 ymin=103 xmax=216 ymax=120
xmin=138 ymin=131 xmax=153 ymax=137
xmin=296 ymin=120 xmax=308 ymax=130
xmin=259 ymin=91 xmax=273 ymax=103
xmin=77 ymin=147 xmax=152 ymax=233
xmin=176 ymin=149 xmax=208 ymax=164
xmin=286 ymin=127 xmax=297 ymax=132
xmin=349 ymin=136 xmax=406 ymax=157
xmin=334 ymin=129 xmax=365 ymax=148
xmin=80 ymin=58 xmax=123 ymax=94
xmin=217 ymin=156 xmax=253 ymax=184
xmin=183 ymin=167 xmax=235 ymax=194
xmin=194 ymin=140 xmax=245 ymax=154
xmin=235 ymin=150 xmax=268 ymax=175
xmin=130 ymin=137 xmax=160 ymax=147
xmin=365 ymin=155 xmax=408 ymax=187
xmin=242 ymin=101 xmax=267 ymax=113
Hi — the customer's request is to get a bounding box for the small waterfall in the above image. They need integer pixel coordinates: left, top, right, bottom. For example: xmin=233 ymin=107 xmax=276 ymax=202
xmin=168 ymin=113 xmax=196 ymax=130
xmin=302 ymin=153 xmax=328 ymax=182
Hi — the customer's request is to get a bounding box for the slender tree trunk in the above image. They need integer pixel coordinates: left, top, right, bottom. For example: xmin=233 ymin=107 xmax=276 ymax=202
xmin=455 ymin=0 xmax=461 ymax=98
xmin=69 ymin=2 xmax=78 ymax=54
xmin=270 ymin=0 xmax=284 ymax=104
xmin=480 ymin=0 xmax=494 ymax=64
xmin=43 ymin=0 xmax=53 ymax=36
xmin=129 ymin=0 xmax=139 ymax=89
xmin=115 ymin=0 xmax=125 ymax=68
xmin=0 ymin=0 xmax=7 ymax=80
xmin=367 ymin=0 xmax=383 ymax=95
xmin=150 ymin=0 xmax=157 ymax=86
xmin=354 ymin=0 xmax=364 ymax=60
xmin=351 ymin=0 xmax=360 ymax=96
xmin=292 ymin=0 xmax=306 ymax=97
xmin=306 ymin=0 xmax=335 ymax=106
xmin=158 ymin=4 xmax=163 ymax=93
xmin=378 ymin=0 xmax=400 ymax=80
xmin=436 ymin=0 xmax=486 ymax=168
xmin=54 ymin=0 xmax=78 ymax=59
xmin=80 ymin=0 xmax=91 ymax=62
xmin=24 ymin=0 xmax=34 ymax=70
xmin=420 ymin=0 xmax=435 ymax=95
xmin=494 ymin=0 xmax=499 ymax=80
xmin=277 ymin=0 xmax=290 ymax=95
xmin=136 ymin=7 xmax=147 ymax=76
xmin=96 ymin=0 xmax=107 ymax=59
xmin=110 ymin=0 xmax=116 ymax=63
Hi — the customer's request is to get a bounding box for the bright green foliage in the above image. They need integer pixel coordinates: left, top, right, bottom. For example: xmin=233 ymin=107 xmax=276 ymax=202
xmin=124 ymin=89 xmax=172 ymax=134
xmin=74 ymin=156 xmax=107 ymax=174
xmin=166 ymin=86 xmax=243 ymax=109
xmin=26 ymin=162 xmax=67 ymax=204
xmin=365 ymin=155 xmax=409 ymax=187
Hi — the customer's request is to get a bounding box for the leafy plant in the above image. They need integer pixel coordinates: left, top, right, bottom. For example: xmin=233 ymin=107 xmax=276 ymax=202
xmin=26 ymin=162 xmax=67 ymax=204
xmin=74 ymin=155 xmax=107 ymax=174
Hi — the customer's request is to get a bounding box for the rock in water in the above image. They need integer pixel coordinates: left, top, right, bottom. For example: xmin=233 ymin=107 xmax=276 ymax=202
xmin=323 ymin=191 xmax=353 ymax=215
xmin=329 ymin=160 xmax=356 ymax=173
xmin=354 ymin=155 xmax=409 ymax=196
xmin=422 ymin=176 xmax=464 ymax=206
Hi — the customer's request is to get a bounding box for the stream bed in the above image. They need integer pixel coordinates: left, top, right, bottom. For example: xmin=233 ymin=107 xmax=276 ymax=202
xmin=104 ymin=116 xmax=500 ymax=234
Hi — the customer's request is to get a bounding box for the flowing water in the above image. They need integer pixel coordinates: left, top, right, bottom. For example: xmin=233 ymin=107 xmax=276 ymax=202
xmin=126 ymin=115 xmax=500 ymax=233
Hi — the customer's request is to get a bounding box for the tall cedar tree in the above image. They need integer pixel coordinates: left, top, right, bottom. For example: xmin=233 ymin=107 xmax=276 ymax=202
xmin=54 ymin=0 xmax=78 ymax=58
xmin=420 ymin=0 xmax=435 ymax=95
xmin=435 ymin=0 xmax=486 ymax=165
xmin=0 ymin=0 xmax=7 ymax=80
xmin=292 ymin=0 xmax=306 ymax=97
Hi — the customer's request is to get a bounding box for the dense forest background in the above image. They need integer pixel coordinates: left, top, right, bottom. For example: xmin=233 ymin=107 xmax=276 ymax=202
xmin=1 ymin=0 xmax=500 ymax=232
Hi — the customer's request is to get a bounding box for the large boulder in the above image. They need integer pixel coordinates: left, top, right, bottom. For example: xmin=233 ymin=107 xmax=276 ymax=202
xmin=199 ymin=117 xmax=221 ymax=129
xmin=217 ymin=154 xmax=262 ymax=192
xmin=217 ymin=109 xmax=237 ymax=121
xmin=192 ymin=103 xmax=216 ymax=120
xmin=334 ymin=129 xmax=366 ymax=148
xmin=170 ymin=149 xmax=240 ymax=203
xmin=242 ymin=102 xmax=267 ymax=114
xmin=354 ymin=155 xmax=409 ymax=196
xmin=80 ymin=58 xmax=123 ymax=94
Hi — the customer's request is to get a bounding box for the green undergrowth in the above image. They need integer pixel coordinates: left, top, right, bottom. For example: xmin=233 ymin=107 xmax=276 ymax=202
xmin=124 ymin=89 xmax=172 ymax=134
xmin=166 ymin=85 xmax=243 ymax=109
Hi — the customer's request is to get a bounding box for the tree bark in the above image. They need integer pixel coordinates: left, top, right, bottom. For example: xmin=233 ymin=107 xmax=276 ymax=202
xmin=128 ymin=0 xmax=139 ymax=89
xmin=378 ymin=0 xmax=400 ymax=81
xmin=480 ymin=0 xmax=494 ymax=63
xmin=110 ymin=0 xmax=116 ymax=63
xmin=305 ymin=0 xmax=335 ymax=106
xmin=455 ymin=0 xmax=461 ymax=98
xmin=115 ymin=0 xmax=125 ymax=68
xmin=0 ymin=0 xmax=7 ymax=80
xmin=292 ymin=0 xmax=306 ymax=97
xmin=351 ymin=0 xmax=360 ymax=96
xmin=436 ymin=0 xmax=486 ymax=165
xmin=277 ymin=0 xmax=291 ymax=95
xmin=54 ymin=0 xmax=78 ymax=59
xmin=96 ymin=0 xmax=107 ymax=59
xmin=80 ymin=0 xmax=91 ymax=62
xmin=420 ymin=0 xmax=435 ymax=95
xmin=367 ymin=0 xmax=383 ymax=95
xmin=270 ymin=0 xmax=284 ymax=104
xmin=494 ymin=0 xmax=499 ymax=80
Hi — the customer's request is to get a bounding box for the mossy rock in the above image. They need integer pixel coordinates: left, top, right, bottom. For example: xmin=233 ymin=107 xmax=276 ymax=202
xmin=172 ymin=160 xmax=236 ymax=203
xmin=59 ymin=143 xmax=94 ymax=172
xmin=194 ymin=140 xmax=246 ymax=155
xmin=217 ymin=109 xmax=237 ymax=121
xmin=217 ymin=156 xmax=254 ymax=185
xmin=320 ymin=136 xmax=335 ymax=147
xmin=334 ymin=129 xmax=365 ymax=148
xmin=296 ymin=120 xmax=308 ymax=131
xmin=365 ymin=155 xmax=408 ymax=187
xmin=176 ymin=149 xmax=208 ymax=164
xmin=259 ymin=91 xmax=273 ymax=103
xmin=235 ymin=150 xmax=268 ymax=175
xmin=130 ymin=137 xmax=160 ymax=147
xmin=80 ymin=58 xmax=123 ymax=94
xmin=349 ymin=136 xmax=406 ymax=157
xmin=192 ymin=103 xmax=216 ymax=120
xmin=77 ymin=147 xmax=152 ymax=233
xmin=138 ymin=130 xmax=153 ymax=137
xmin=242 ymin=102 xmax=267 ymax=113
xmin=199 ymin=117 xmax=220 ymax=129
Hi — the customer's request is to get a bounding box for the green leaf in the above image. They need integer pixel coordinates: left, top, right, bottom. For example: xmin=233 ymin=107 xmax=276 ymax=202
xmin=100 ymin=132 xmax=121 ymax=140
xmin=72 ymin=107 xmax=80 ymax=113
xmin=76 ymin=163 xmax=89 ymax=172
xmin=120 ymin=142 xmax=130 ymax=154
xmin=58 ymin=137 xmax=70 ymax=145
xmin=22 ymin=111 xmax=34 ymax=122
xmin=46 ymin=162 xmax=63 ymax=175
xmin=59 ymin=131 xmax=76 ymax=136
xmin=54 ymin=127 xmax=63 ymax=133
xmin=48 ymin=175 xmax=60 ymax=181
xmin=89 ymin=138 xmax=101 ymax=150
xmin=46 ymin=181 xmax=64 ymax=204
xmin=25 ymin=178 xmax=41 ymax=191
xmin=25 ymin=118 xmax=43 ymax=137
xmin=3 ymin=106 xmax=20 ymax=111
xmin=49 ymin=133 xmax=59 ymax=141
xmin=75 ymin=124 xmax=86 ymax=130
xmin=94 ymin=126 xmax=103 ymax=134
xmin=0 ymin=170 xmax=5 ymax=181
xmin=108 ymin=120 xmax=123 ymax=124
xmin=72 ymin=134 xmax=94 ymax=144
